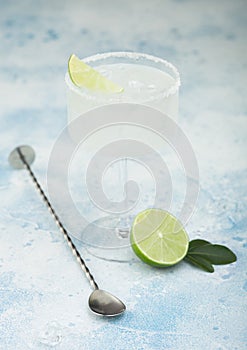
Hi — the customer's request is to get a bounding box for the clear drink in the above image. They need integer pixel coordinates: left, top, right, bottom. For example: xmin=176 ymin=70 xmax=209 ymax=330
xmin=65 ymin=52 xmax=180 ymax=122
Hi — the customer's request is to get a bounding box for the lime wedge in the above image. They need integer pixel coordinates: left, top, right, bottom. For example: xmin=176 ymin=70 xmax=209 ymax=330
xmin=68 ymin=54 xmax=124 ymax=93
xmin=130 ymin=209 xmax=189 ymax=267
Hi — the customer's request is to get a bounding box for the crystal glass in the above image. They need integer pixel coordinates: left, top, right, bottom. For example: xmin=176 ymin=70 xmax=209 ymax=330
xmin=65 ymin=52 xmax=180 ymax=261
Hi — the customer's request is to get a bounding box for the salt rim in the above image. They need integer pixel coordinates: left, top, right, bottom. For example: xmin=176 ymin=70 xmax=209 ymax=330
xmin=65 ymin=51 xmax=181 ymax=103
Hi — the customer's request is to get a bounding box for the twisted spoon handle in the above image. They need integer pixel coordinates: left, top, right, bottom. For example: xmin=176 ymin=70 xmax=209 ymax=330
xmin=16 ymin=147 xmax=99 ymax=290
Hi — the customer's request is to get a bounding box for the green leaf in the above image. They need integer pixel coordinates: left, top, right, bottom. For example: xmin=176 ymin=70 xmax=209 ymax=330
xmin=184 ymin=255 xmax=214 ymax=273
xmin=188 ymin=239 xmax=211 ymax=251
xmin=184 ymin=239 xmax=237 ymax=272
xmin=187 ymin=244 xmax=237 ymax=265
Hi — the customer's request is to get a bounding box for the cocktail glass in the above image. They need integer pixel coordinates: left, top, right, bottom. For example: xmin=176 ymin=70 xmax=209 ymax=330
xmin=65 ymin=52 xmax=180 ymax=261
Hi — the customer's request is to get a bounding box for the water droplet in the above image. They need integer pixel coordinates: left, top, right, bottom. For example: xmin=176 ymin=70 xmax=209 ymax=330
xmin=37 ymin=321 xmax=63 ymax=347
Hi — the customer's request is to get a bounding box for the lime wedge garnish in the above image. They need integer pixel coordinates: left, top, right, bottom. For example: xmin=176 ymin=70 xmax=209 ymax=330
xmin=130 ymin=209 xmax=189 ymax=267
xmin=68 ymin=54 xmax=124 ymax=93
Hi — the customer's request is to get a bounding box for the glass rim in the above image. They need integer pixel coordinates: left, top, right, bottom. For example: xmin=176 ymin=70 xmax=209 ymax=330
xmin=65 ymin=51 xmax=181 ymax=103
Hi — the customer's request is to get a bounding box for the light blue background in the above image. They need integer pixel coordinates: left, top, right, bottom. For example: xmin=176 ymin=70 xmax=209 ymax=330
xmin=0 ymin=1 xmax=246 ymax=349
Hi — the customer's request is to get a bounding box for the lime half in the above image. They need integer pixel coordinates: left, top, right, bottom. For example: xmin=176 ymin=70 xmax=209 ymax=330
xmin=130 ymin=209 xmax=189 ymax=267
xmin=68 ymin=54 xmax=124 ymax=93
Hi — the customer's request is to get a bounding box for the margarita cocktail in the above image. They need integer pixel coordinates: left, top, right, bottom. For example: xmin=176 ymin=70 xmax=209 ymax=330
xmin=65 ymin=52 xmax=180 ymax=261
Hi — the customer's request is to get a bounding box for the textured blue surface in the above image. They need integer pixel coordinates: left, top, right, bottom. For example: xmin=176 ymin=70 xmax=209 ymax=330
xmin=0 ymin=1 xmax=247 ymax=349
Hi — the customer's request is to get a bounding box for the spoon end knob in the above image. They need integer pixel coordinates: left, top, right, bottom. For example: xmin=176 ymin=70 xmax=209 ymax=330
xmin=9 ymin=145 xmax=35 ymax=169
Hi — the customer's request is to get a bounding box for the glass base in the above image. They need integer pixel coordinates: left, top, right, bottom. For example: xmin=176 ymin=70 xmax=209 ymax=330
xmin=81 ymin=215 xmax=136 ymax=262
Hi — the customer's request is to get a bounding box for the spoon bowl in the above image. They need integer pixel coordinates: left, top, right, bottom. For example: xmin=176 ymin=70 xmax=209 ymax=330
xmin=89 ymin=289 xmax=126 ymax=316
